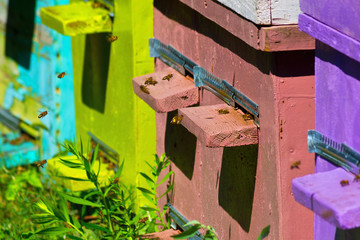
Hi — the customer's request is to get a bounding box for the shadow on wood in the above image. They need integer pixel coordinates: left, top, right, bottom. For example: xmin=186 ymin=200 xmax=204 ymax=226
xmin=5 ymin=0 xmax=36 ymax=69
xmin=81 ymin=33 xmax=110 ymax=113
xmin=218 ymin=144 xmax=258 ymax=232
xmin=165 ymin=110 xmax=197 ymax=180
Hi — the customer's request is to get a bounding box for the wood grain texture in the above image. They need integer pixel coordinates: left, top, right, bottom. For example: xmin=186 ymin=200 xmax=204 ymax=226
xmin=132 ymin=67 xmax=199 ymax=113
xmin=178 ymin=104 xmax=258 ymax=147
xmin=178 ymin=0 xmax=314 ymax=52
xmin=259 ymin=25 xmax=315 ymax=52
xmin=293 ymin=168 xmax=360 ymax=229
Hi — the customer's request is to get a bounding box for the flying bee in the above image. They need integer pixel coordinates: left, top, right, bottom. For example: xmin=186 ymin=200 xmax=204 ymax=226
xmin=162 ymin=74 xmax=173 ymax=81
xmin=243 ymin=113 xmax=253 ymax=121
xmin=108 ymin=35 xmax=118 ymax=43
xmin=92 ymin=2 xmax=105 ymax=8
xmin=138 ymin=217 xmax=148 ymax=223
xmin=57 ymin=72 xmax=66 ymax=78
xmin=290 ymin=161 xmax=301 ymax=169
xmin=170 ymin=115 xmax=183 ymax=125
xmin=354 ymin=174 xmax=360 ymax=182
xmin=340 ymin=180 xmax=350 ymax=187
xmin=9 ymin=137 xmax=23 ymax=145
xmin=140 ymin=85 xmax=150 ymax=94
xmin=37 ymin=160 xmax=47 ymax=168
xmin=217 ymin=109 xmax=229 ymax=114
xmin=38 ymin=110 xmax=48 ymax=118
xmin=144 ymin=77 xmax=158 ymax=86
xmin=113 ymin=177 xmax=119 ymax=184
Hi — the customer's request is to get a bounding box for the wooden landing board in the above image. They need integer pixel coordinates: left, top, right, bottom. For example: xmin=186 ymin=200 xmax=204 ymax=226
xmin=178 ymin=104 xmax=258 ymax=148
xmin=132 ymin=67 xmax=199 ymax=113
xmin=40 ymin=2 xmax=112 ymax=36
xmin=179 ymin=0 xmax=314 ymax=52
xmin=292 ymin=168 xmax=360 ymax=229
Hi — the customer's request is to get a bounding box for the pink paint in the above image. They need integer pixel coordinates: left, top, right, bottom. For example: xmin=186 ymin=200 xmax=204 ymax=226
xmin=152 ymin=0 xmax=315 ymax=239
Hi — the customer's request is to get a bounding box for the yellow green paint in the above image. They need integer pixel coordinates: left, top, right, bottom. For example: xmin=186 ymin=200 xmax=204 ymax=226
xmin=40 ymin=2 xmax=112 ymax=36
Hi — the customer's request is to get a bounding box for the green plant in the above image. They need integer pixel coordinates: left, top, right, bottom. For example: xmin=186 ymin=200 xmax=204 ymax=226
xmin=27 ymin=139 xmax=174 ymax=239
xmin=137 ymin=153 xmax=174 ymax=230
xmin=171 ymin=220 xmax=218 ymax=240
xmin=257 ymin=225 xmax=270 ymax=240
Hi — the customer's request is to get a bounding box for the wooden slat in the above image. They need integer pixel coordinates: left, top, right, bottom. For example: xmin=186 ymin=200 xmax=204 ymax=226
xmin=132 ymin=67 xmax=199 ymax=113
xmin=178 ymin=104 xmax=258 ymax=147
xmin=292 ymin=168 xmax=360 ymax=229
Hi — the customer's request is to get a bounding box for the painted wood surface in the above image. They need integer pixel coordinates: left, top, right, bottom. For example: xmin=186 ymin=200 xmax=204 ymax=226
xmin=214 ymin=0 xmax=300 ymax=25
xmin=293 ymin=168 xmax=360 ymax=229
xmin=0 ymin=0 xmax=76 ymax=166
xmin=299 ymin=14 xmax=360 ymax=63
xmin=154 ymin=1 xmax=315 ymax=239
xmin=300 ymin=0 xmax=360 ymax=42
xmin=70 ymin=0 xmax=156 ymax=207
xmin=40 ymin=2 xmax=112 ymax=36
xmin=314 ymin=41 xmax=360 ymax=240
xmin=179 ymin=0 xmax=314 ymax=52
xmin=178 ymin=104 xmax=258 ymax=147
xmin=132 ymin=67 xmax=199 ymax=112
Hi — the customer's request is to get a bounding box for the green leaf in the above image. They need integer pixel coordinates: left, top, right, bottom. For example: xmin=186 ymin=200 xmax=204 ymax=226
xmin=60 ymin=193 xmax=103 ymax=208
xmin=31 ymin=214 xmax=58 ymax=224
xmin=66 ymin=234 xmax=83 ymax=240
xmin=104 ymin=185 xmax=115 ymax=197
xmin=115 ymin=160 xmax=125 ymax=179
xmin=257 ymin=225 xmax=270 ymax=240
xmin=172 ymin=225 xmax=201 ymax=239
xmin=154 ymin=154 xmax=160 ymax=165
xmin=145 ymin=161 xmax=156 ymax=172
xmin=27 ymin=168 xmax=43 ymax=188
xmin=139 ymin=172 xmax=155 ymax=184
xmin=137 ymin=187 xmax=155 ymax=196
xmin=157 ymin=171 xmax=174 ymax=187
xmin=35 ymin=226 xmax=73 ymax=236
xmin=159 ymin=181 xmax=174 ymax=199
xmin=52 ymin=150 xmax=69 ymax=158
xmin=81 ymin=221 xmax=112 ymax=233
xmin=91 ymin=144 xmax=99 ymax=169
xmin=140 ymin=206 xmax=158 ymax=212
xmin=71 ymin=215 xmax=82 ymax=230
xmin=56 ymin=175 xmax=90 ymax=182
xmin=59 ymin=158 xmax=83 ymax=169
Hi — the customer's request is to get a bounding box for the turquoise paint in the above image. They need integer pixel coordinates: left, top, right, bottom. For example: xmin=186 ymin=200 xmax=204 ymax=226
xmin=0 ymin=0 xmax=76 ymax=166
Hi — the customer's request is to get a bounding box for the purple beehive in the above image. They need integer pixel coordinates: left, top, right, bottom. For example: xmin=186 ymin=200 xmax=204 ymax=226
xmin=293 ymin=3 xmax=360 ymax=239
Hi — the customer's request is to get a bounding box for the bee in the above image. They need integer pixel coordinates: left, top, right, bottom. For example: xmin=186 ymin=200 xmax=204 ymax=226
xmin=57 ymin=72 xmax=66 ymax=78
xmin=144 ymin=77 xmax=158 ymax=86
xmin=180 ymin=96 xmax=188 ymax=100
xmin=113 ymin=177 xmax=119 ymax=184
xmin=170 ymin=115 xmax=183 ymax=125
xmin=92 ymin=2 xmax=105 ymax=8
xmin=38 ymin=111 xmax=48 ymax=118
xmin=108 ymin=35 xmax=118 ymax=43
xmin=162 ymin=74 xmax=173 ymax=81
xmin=243 ymin=113 xmax=253 ymax=121
xmin=354 ymin=174 xmax=360 ymax=182
xmin=107 ymin=162 xmax=116 ymax=170
xmin=37 ymin=160 xmax=47 ymax=168
xmin=138 ymin=217 xmax=148 ymax=223
xmin=290 ymin=161 xmax=301 ymax=169
xmin=140 ymin=85 xmax=150 ymax=94
xmin=340 ymin=180 xmax=350 ymax=187
xmin=217 ymin=109 xmax=229 ymax=114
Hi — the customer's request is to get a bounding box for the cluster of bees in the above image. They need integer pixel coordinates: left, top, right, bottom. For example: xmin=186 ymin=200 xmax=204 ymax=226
xmin=139 ymin=74 xmax=174 ymax=95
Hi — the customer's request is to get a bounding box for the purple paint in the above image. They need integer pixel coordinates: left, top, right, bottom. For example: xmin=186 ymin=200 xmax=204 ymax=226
xmin=297 ymin=12 xmax=360 ymax=240
xmin=299 ymin=14 xmax=360 ymax=63
xmin=300 ymin=0 xmax=360 ymax=42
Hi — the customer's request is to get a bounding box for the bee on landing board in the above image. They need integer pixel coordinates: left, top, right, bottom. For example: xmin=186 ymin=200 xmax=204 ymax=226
xmin=243 ymin=113 xmax=253 ymax=121
xmin=354 ymin=174 xmax=360 ymax=182
xmin=108 ymin=35 xmax=118 ymax=43
xmin=290 ymin=161 xmax=301 ymax=169
xmin=38 ymin=111 xmax=48 ymax=118
xmin=37 ymin=160 xmax=47 ymax=168
xmin=144 ymin=77 xmax=158 ymax=86
xmin=162 ymin=74 xmax=173 ymax=81
xmin=140 ymin=85 xmax=150 ymax=94
xmin=170 ymin=115 xmax=183 ymax=125
xmin=340 ymin=180 xmax=350 ymax=187
xmin=217 ymin=109 xmax=229 ymax=114
xmin=57 ymin=72 xmax=66 ymax=78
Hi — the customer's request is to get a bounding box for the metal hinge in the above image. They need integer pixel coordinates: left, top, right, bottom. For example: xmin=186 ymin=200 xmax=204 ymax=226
xmin=88 ymin=132 xmax=119 ymax=163
xmin=167 ymin=203 xmax=203 ymax=240
xmin=308 ymin=130 xmax=360 ymax=175
xmin=0 ymin=107 xmax=20 ymax=131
